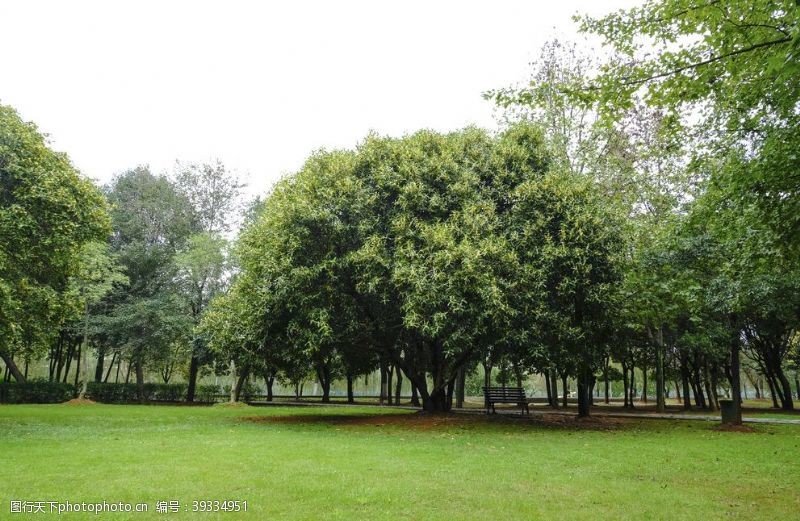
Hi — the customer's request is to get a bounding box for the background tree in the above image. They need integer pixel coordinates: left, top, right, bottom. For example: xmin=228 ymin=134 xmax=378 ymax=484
xmin=0 ymin=104 xmax=110 ymax=382
xmin=173 ymin=160 xmax=244 ymax=401
xmin=98 ymin=167 xmax=193 ymax=396
xmin=68 ymin=241 xmax=127 ymax=398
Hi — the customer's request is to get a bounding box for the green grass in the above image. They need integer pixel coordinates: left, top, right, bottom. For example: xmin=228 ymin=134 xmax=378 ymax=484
xmin=2 ymin=404 xmax=799 ymax=520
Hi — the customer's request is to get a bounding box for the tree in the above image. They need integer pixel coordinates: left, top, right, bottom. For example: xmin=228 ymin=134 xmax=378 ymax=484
xmin=488 ymin=37 xmax=695 ymax=415
xmin=510 ymin=170 xmax=623 ymax=417
xmin=69 ymin=242 xmax=127 ymax=398
xmin=175 ymin=231 xmax=229 ymax=400
xmin=222 ymin=123 xmax=627 ymax=413
xmin=98 ymin=167 xmax=193 ymax=397
xmin=349 ymin=128 xmax=530 ymax=412
xmin=0 ymin=104 xmax=110 ymax=382
xmin=173 ymin=160 xmax=244 ymax=401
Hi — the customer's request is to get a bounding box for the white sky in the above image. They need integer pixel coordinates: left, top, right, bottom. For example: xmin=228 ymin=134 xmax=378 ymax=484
xmin=0 ymin=0 xmax=638 ymax=198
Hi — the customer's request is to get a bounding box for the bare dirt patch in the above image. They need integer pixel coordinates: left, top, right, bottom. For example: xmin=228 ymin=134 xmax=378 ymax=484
xmin=537 ymin=413 xmax=626 ymax=430
xmin=63 ymin=398 xmax=97 ymax=405
xmin=711 ymin=423 xmax=757 ymax=433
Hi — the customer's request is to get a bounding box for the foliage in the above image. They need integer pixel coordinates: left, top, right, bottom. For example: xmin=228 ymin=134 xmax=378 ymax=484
xmin=0 ymin=379 xmax=76 ymax=403
xmin=86 ymin=382 xmax=189 ymax=403
xmin=0 ymin=104 xmax=110 ymax=378
xmin=579 ymin=0 xmax=800 ymax=253
xmin=215 ymin=124 xmax=622 ymax=412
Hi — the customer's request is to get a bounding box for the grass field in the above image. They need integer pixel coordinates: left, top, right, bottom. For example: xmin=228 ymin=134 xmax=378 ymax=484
xmin=2 ymin=404 xmax=799 ymax=520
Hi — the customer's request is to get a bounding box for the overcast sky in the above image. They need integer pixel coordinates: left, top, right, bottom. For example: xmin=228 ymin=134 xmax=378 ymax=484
xmin=0 ymin=0 xmax=638 ymax=197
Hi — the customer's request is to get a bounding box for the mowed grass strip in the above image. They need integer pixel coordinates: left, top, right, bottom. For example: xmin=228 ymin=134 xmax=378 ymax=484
xmin=1 ymin=404 xmax=799 ymax=520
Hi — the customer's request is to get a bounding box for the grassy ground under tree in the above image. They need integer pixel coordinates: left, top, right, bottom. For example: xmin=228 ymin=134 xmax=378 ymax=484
xmin=2 ymin=404 xmax=799 ymax=520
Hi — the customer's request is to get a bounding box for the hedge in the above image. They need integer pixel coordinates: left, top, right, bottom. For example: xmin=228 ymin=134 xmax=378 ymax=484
xmin=0 ymin=379 xmax=76 ymax=403
xmin=0 ymin=381 xmax=221 ymax=404
xmin=86 ymin=382 xmax=193 ymax=403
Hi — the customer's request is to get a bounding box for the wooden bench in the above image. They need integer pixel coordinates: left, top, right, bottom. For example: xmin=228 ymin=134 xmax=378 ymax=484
xmin=483 ymin=386 xmax=530 ymax=415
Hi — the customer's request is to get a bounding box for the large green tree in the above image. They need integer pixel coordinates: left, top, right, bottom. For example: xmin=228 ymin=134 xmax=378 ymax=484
xmin=99 ymin=167 xmax=193 ymax=395
xmin=0 ymin=104 xmax=110 ymax=382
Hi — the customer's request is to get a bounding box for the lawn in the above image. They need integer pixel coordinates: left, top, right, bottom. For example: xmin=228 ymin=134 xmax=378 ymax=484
xmin=2 ymin=404 xmax=799 ymax=520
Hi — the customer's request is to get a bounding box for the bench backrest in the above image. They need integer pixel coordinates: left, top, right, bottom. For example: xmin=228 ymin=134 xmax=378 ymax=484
xmin=483 ymin=387 xmax=527 ymax=401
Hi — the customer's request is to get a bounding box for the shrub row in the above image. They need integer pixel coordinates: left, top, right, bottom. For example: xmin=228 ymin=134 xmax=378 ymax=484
xmin=0 ymin=379 xmax=76 ymax=403
xmin=86 ymin=382 xmax=222 ymax=403
xmin=0 ymin=380 xmax=224 ymax=404
xmin=87 ymin=382 xmax=183 ymax=403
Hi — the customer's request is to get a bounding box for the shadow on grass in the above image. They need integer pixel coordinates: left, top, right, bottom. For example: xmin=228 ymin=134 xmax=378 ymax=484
xmin=239 ymin=410 xmax=641 ymax=433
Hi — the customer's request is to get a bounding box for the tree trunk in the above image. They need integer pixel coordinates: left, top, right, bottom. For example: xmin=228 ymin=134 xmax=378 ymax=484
xmin=62 ymin=342 xmax=75 ymax=383
xmin=455 ymin=366 xmax=465 ymax=409
xmin=233 ymin=365 xmax=250 ymax=402
xmin=135 ymin=360 xmax=144 ymax=403
xmin=622 ymin=362 xmax=629 ymax=408
xmin=774 ymin=366 xmax=794 ymax=410
xmin=410 ymin=381 xmax=420 ymax=407
xmin=641 ymin=363 xmax=648 ymax=404
xmin=545 ymin=371 xmax=553 ymax=407
xmin=229 ymin=360 xmax=238 ymax=403
xmin=0 ymin=350 xmax=25 ymax=383
xmin=423 ymin=387 xmax=450 ymax=413
xmin=315 ymin=362 xmax=332 ymax=403
xmin=655 ymin=328 xmax=665 ymax=413
xmin=103 ymin=352 xmax=117 ymax=383
xmin=710 ymin=364 xmax=721 ymax=410
xmin=561 ymin=373 xmax=568 ymax=408
xmin=379 ymin=362 xmax=388 ymax=406
xmin=265 ymin=374 xmax=274 ymax=402
xmin=550 ymin=370 xmax=559 ymax=409
xmin=726 ymin=328 xmax=743 ymax=425
xmin=55 ymin=337 xmax=67 ymax=382
xmin=79 ymin=302 xmax=90 ymax=398
xmin=74 ymin=343 xmax=82 ymax=389
xmin=577 ymin=364 xmax=591 ymax=417
xmin=703 ymin=364 xmax=717 ymax=412
xmin=446 ymin=377 xmax=455 ymax=411
xmin=680 ymin=358 xmax=693 ymax=409
xmin=514 ymin=363 xmax=524 ymax=389
xmin=114 ymin=355 xmax=122 ymax=383
xmin=386 ymin=365 xmax=393 ymax=406
xmin=691 ymin=362 xmax=706 ymax=408
xmin=321 ymin=373 xmax=331 ymax=403
xmin=765 ymin=373 xmax=780 ymax=408
xmin=346 ymin=374 xmax=354 ymax=404
xmin=94 ymin=345 xmax=105 ymax=383
xmin=49 ymin=333 xmax=63 ymax=382
xmin=629 ymin=364 xmax=635 ymax=408
xmin=395 ymin=366 xmax=404 ymax=405
xmin=186 ymin=355 xmax=200 ymax=402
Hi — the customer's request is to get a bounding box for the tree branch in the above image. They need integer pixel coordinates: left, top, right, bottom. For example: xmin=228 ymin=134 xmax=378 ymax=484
xmin=609 ymin=36 xmax=794 ymax=89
